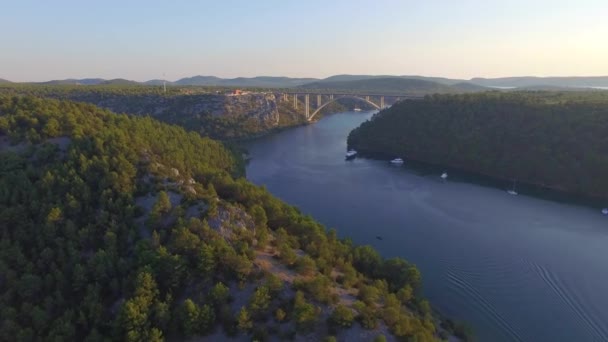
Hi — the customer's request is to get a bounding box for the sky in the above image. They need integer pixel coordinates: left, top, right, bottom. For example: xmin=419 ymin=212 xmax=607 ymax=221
xmin=1 ymin=0 xmax=607 ymax=82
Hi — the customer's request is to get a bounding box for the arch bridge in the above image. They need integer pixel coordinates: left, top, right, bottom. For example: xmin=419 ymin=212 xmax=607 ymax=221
xmin=279 ymin=92 xmax=422 ymax=121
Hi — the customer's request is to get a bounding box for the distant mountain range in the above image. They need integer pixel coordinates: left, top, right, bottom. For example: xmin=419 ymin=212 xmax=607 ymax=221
xmin=171 ymin=76 xmax=318 ymax=88
xmin=21 ymin=76 xmax=318 ymax=88
xmin=469 ymin=76 xmax=608 ymax=88
xmin=316 ymin=74 xmax=466 ymax=86
xmin=37 ymin=78 xmax=141 ymax=86
xmin=1 ymin=75 xmax=607 ymax=90
xmin=298 ymin=77 xmax=461 ymax=94
xmin=305 ymin=75 xmax=608 ymax=89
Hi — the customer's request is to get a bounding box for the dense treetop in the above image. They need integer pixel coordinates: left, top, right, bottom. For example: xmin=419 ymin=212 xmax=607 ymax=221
xmin=348 ymin=91 xmax=608 ymax=199
xmin=1 ymin=96 xmax=459 ymax=341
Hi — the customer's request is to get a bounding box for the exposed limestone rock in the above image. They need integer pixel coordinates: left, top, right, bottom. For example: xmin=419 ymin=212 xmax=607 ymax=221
xmin=52 ymin=92 xmax=282 ymax=129
xmin=207 ymin=203 xmax=255 ymax=241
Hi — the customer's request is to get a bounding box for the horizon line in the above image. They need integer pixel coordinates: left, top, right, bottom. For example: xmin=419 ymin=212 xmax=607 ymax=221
xmin=4 ymin=73 xmax=608 ymax=84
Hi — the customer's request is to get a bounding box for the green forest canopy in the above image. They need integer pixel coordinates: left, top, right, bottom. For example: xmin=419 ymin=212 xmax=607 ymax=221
xmin=348 ymin=91 xmax=608 ymax=199
xmin=0 ymin=96 xmax=455 ymax=341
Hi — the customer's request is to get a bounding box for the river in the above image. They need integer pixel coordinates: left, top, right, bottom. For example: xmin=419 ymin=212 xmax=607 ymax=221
xmin=245 ymin=110 xmax=608 ymax=342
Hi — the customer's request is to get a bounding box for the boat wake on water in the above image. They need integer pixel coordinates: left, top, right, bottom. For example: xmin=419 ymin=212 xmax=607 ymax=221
xmin=523 ymin=259 xmax=608 ymax=341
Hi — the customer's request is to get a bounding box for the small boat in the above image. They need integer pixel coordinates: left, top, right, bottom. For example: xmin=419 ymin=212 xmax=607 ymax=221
xmin=507 ymin=179 xmax=518 ymax=195
xmin=441 ymin=172 xmax=448 ymax=179
xmin=354 ymin=107 xmax=362 ymax=112
xmin=602 ymin=208 xmax=608 ymax=215
xmin=390 ymin=158 xmax=404 ymax=164
xmin=376 ymin=236 xmax=383 ymax=240
xmin=345 ymin=150 xmax=357 ymax=160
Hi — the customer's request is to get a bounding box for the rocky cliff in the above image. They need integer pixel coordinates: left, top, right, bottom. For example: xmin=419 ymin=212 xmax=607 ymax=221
xmin=13 ymin=88 xmax=306 ymax=139
xmin=0 ymin=85 xmax=372 ymax=140
xmin=66 ymin=92 xmax=284 ymax=133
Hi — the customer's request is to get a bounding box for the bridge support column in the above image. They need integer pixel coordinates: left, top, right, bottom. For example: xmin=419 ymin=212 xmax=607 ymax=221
xmin=317 ymin=94 xmax=322 ymax=107
xmin=282 ymin=93 xmax=288 ymax=102
xmin=380 ymin=96 xmax=385 ymax=108
xmin=293 ymin=94 xmax=298 ymax=109
xmin=330 ymin=94 xmax=334 ymax=100
xmin=365 ymin=95 xmax=370 ymax=102
xmin=305 ymin=94 xmax=310 ymax=119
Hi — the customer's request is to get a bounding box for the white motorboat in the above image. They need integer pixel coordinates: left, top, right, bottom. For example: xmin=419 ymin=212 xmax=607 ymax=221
xmin=508 ymin=180 xmax=518 ymax=195
xmin=345 ymin=150 xmax=357 ymax=159
xmin=390 ymin=158 xmax=404 ymax=164
xmin=441 ymin=172 xmax=448 ymax=179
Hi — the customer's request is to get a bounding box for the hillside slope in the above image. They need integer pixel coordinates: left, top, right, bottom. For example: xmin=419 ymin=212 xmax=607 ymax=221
xmin=0 ymin=96 xmax=455 ymax=341
xmin=0 ymin=85 xmax=310 ymax=140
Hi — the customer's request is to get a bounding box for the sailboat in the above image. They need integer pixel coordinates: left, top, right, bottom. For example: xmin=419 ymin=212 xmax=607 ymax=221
xmin=507 ymin=179 xmax=518 ymax=195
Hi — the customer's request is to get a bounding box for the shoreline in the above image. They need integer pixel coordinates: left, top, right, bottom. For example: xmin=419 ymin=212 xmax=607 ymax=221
xmin=349 ymin=148 xmax=608 ymax=208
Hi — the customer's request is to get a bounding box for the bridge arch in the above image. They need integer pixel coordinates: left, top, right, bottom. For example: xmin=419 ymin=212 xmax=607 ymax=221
xmin=308 ymin=95 xmax=381 ymax=121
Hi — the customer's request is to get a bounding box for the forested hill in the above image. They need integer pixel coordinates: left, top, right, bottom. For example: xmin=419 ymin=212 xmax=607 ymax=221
xmin=0 ymin=85 xmax=309 ymax=140
xmin=348 ymin=91 xmax=608 ymax=199
xmin=0 ymin=96 xmax=459 ymax=341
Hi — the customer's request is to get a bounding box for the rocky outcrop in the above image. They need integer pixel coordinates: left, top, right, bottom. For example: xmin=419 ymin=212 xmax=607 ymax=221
xmin=65 ymin=92 xmax=280 ymax=125
xmin=37 ymin=91 xmax=294 ymax=139
xmin=207 ymin=203 xmax=255 ymax=241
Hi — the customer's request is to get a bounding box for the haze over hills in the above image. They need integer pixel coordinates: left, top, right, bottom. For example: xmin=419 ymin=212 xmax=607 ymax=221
xmin=26 ymin=76 xmax=318 ymax=88
xmin=39 ymin=78 xmax=105 ymax=85
xmin=298 ymin=77 xmax=460 ymax=95
xmin=3 ymin=74 xmax=608 ymax=90
xmin=317 ymin=74 xmax=467 ymax=86
xmin=173 ymin=76 xmax=319 ymax=88
xmin=469 ymin=76 xmax=608 ymax=88
xmin=312 ymin=75 xmax=608 ymax=89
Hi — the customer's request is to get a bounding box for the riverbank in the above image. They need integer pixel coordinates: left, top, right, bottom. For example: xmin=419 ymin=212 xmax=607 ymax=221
xmin=348 ymin=148 xmax=608 ymax=210
xmin=347 ymin=92 xmax=608 ymax=201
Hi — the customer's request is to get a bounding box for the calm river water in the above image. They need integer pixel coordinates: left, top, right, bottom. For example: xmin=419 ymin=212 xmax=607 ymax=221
xmin=245 ymin=110 xmax=608 ymax=342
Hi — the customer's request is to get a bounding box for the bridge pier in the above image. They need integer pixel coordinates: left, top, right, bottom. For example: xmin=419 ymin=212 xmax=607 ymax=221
xmin=282 ymin=93 xmax=288 ymax=102
xmin=380 ymin=96 xmax=385 ymax=108
xmin=305 ymin=94 xmax=310 ymax=119
xmin=365 ymin=95 xmax=370 ymax=102
xmin=317 ymin=94 xmax=322 ymax=107
xmin=330 ymin=94 xmax=334 ymax=100
xmin=293 ymin=94 xmax=298 ymax=109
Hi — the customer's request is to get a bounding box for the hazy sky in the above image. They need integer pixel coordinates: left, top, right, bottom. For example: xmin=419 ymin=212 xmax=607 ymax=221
xmin=1 ymin=0 xmax=607 ymax=82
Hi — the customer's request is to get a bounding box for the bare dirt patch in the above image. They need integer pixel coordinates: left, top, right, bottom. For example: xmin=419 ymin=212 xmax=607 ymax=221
xmin=254 ymin=247 xmax=299 ymax=284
